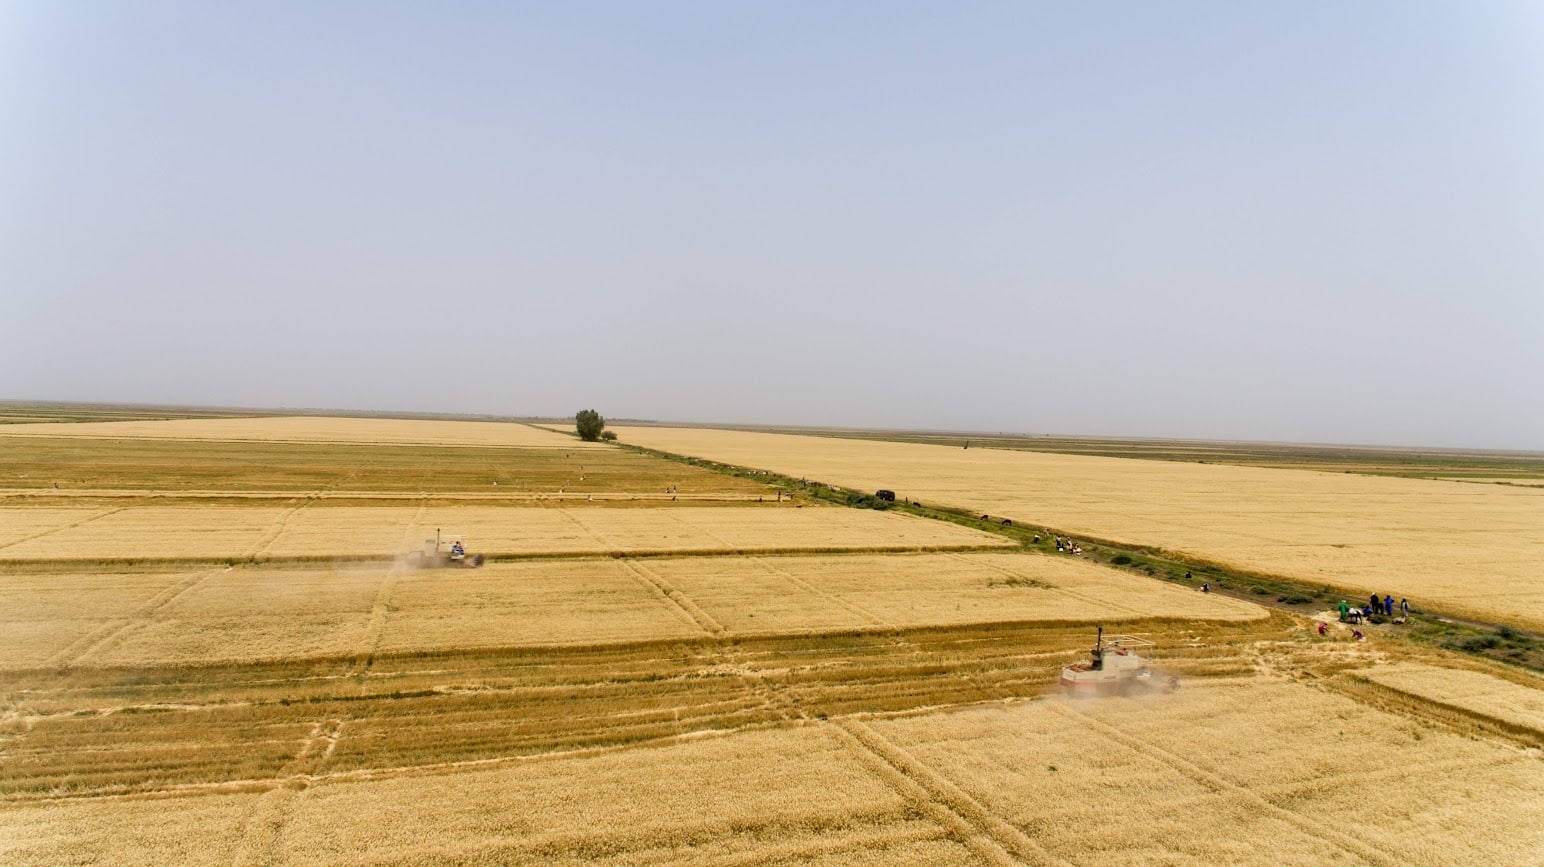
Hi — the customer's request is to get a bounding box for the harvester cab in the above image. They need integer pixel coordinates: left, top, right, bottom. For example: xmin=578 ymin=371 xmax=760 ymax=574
xmin=1060 ymin=627 xmax=1175 ymax=696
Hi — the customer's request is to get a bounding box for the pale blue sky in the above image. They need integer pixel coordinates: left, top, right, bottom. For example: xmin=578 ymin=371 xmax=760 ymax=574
xmin=3 ymin=2 xmax=1541 ymax=448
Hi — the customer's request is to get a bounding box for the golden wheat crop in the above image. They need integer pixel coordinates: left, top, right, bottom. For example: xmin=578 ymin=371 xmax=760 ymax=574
xmin=376 ymin=560 xmax=706 ymax=652
xmin=0 ymin=415 xmax=597 ymax=449
xmin=7 ymin=676 xmax=1540 ymax=865
xmin=0 ymin=570 xmax=196 ymax=667
xmin=0 ymin=506 xmax=107 ymax=548
xmin=1361 ymin=663 xmax=1544 ymax=735
xmin=869 ymin=679 xmax=1544 ymax=865
xmin=612 ymin=426 xmax=1544 ymax=630
xmin=644 ymin=551 xmax=1263 ymax=634
xmin=0 ymin=505 xmax=286 ymax=561
xmin=0 ymin=726 xmax=963 ymax=866
xmin=2 ymin=552 xmax=1252 ymax=668
xmin=0 ymin=791 xmax=261 ymax=865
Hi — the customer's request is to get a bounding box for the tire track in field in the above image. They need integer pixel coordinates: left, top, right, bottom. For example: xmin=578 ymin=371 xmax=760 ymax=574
xmin=550 ymin=506 xmax=617 ymax=551
xmin=731 ymin=652 xmax=1058 ymax=866
xmin=243 ymin=493 xmax=320 ymax=561
xmin=750 ymin=556 xmax=894 ymax=629
xmin=618 ymin=559 xmax=725 ymax=634
xmin=834 ymin=719 xmax=1069 ymax=866
xmin=661 ymin=508 xmax=737 ymax=548
xmin=1047 ymin=700 xmax=1400 ymax=867
xmin=349 ymin=497 xmax=432 ymax=678
xmin=46 ymin=565 xmax=232 ymax=667
xmin=0 ymin=505 xmax=127 ymax=552
xmin=231 ymin=717 xmax=344 ymax=866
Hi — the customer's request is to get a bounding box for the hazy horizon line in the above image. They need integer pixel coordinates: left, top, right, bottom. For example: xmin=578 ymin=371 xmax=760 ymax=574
xmin=4 ymin=397 xmax=1541 ymax=458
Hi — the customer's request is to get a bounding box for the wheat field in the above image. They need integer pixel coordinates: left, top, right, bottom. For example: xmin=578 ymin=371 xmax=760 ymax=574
xmin=612 ymin=426 xmax=1544 ymax=630
xmin=5 ymin=415 xmax=1543 ymax=864
xmin=5 ymin=675 xmax=1540 ymax=866
xmin=0 ymin=553 xmax=1256 ymax=668
xmin=1360 ymin=663 xmax=1544 ymax=737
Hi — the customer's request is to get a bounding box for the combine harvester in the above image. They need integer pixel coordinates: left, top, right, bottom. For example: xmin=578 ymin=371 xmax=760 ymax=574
xmin=407 ymin=529 xmax=484 ymax=568
xmin=1060 ymin=627 xmax=1178 ymax=697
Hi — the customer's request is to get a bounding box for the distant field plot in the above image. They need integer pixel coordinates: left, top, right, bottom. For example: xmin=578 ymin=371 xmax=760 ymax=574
xmin=614 ymin=426 xmax=1544 ymax=630
xmin=0 ymin=415 xmax=595 ymax=449
xmin=0 ymin=504 xmax=1011 ymax=563
xmin=0 ymin=433 xmax=766 ymax=496
xmin=1361 ymin=663 xmax=1544 ymax=736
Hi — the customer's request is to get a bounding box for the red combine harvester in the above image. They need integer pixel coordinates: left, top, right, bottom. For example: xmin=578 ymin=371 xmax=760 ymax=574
xmin=1060 ymin=627 xmax=1178 ymax=697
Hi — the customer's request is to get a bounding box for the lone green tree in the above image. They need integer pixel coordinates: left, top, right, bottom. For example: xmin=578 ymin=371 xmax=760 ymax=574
xmin=575 ymin=409 xmax=605 ymax=442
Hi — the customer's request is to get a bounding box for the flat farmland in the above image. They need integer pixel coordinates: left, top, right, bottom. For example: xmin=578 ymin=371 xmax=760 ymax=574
xmin=0 ymin=503 xmax=1011 ymax=564
xmin=613 ymin=426 xmax=1544 ymax=630
xmin=5 ymin=413 xmax=1542 ymax=864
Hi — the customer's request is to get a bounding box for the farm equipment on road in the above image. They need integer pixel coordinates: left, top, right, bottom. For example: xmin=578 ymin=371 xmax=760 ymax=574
xmin=407 ymin=529 xmax=484 ymax=568
xmin=1060 ymin=627 xmax=1178 ymax=697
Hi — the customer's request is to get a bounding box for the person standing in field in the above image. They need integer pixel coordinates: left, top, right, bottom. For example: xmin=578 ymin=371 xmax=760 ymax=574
xmin=1400 ymin=598 xmax=1410 ymax=618
xmin=1339 ymin=600 xmax=1350 ymax=622
xmin=1384 ymin=595 xmax=1394 ymax=616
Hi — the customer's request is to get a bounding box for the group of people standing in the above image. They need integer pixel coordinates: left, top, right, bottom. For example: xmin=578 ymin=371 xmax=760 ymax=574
xmin=1338 ymin=594 xmax=1410 ymax=625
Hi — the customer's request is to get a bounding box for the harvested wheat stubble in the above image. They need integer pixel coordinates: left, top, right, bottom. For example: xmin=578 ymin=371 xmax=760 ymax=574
xmin=0 ymin=503 xmax=1011 ymax=563
xmin=0 ymin=415 xmax=597 ymax=449
xmin=613 ymin=426 xmax=1544 ymax=630
xmin=870 ymin=679 xmax=1544 ymax=866
xmin=1360 ymin=663 xmax=1544 ymax=736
